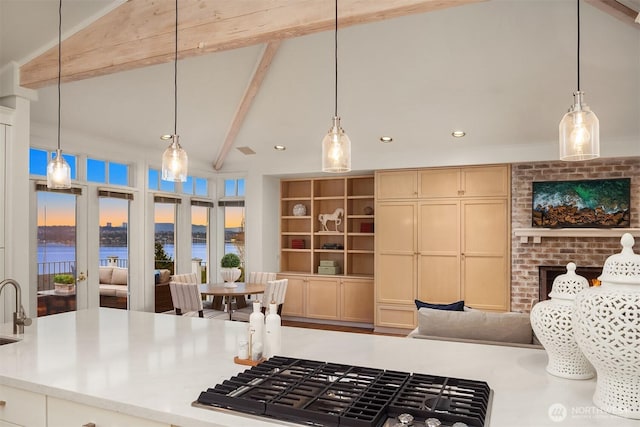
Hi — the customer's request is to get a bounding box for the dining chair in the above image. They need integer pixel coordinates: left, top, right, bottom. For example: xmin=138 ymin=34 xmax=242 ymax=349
xmin=230 ymin=272 xmax=277 ymax=321
xmin=231 ymin=278 xmax=287 ymax=321
xmin=262 ymin=278 xmax=288 ymax=316
xmin=169 ymin=273 xmax=224 ymax=319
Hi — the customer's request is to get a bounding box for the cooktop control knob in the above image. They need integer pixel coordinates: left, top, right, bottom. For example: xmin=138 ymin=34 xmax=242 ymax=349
xmin=395 ymin=413 xmax=414 ymax=425
xmin=452 ymin=423 xmax=468 ymax=427
xmin=425 ymin=418 xmax=442 ymax=427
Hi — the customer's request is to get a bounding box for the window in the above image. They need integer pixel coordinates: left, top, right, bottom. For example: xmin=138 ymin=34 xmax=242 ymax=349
xmin=154 ymin=196 xmax=179 ymax=274
xmin=29 ymin=148 xmax=77 ymax=180
xmin=87 ymin=159 xmax=106 ymax=183
xmin=182 ymin=175 xmax=208 ymax=196
xmin=148 ymin=169 xmax=160 ymax=191
xmin=149 ymin=168 xmax=176 ymax=192
xmin=191 ymin=200 xmax=213 ymax=283
xmin=224 ymin=178 xmax=245 ymax=197
xmin=222 ymin=203 xmax=244 ymax=262
xmin=109 ymin=162 xmax=129 ymax=186
xmin=195 ymin=178 xmax=208 ymax=196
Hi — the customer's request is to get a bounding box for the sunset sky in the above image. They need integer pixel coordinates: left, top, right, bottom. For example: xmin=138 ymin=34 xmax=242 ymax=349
xmin=37 ymin=189 xmax=241 ymax=228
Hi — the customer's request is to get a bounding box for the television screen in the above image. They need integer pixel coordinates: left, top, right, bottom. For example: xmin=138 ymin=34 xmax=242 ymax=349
xmin=532 ymin=178 xmax=631 ymax=228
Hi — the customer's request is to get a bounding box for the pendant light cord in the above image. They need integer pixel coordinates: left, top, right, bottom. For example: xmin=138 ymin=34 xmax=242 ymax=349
xmin=334 ymin=0 xmax=338 ymax=117
xmin=576 ymin=0 xmax=580 ymax=92
xmin=57 ymin=0 xmax=62 ymax=151
xmin=173 ymin=0 xmax=178 ymax=136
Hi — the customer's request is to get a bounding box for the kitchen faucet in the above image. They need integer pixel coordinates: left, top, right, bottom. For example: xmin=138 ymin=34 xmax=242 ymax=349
xmin=0 ymin=279 xmax=32 ymax=334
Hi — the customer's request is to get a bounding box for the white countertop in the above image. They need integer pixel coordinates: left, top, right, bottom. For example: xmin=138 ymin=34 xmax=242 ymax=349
xmin=0 ymin=308 xmax=634 ymax=427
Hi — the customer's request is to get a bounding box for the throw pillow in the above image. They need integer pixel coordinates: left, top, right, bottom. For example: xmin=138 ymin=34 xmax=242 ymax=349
xmin=414 ymin=299 xmax=464 ymax=311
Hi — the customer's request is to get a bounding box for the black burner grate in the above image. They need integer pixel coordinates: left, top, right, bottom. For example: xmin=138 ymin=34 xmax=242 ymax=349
xmin=196 ymin=356 xmax=490 ymax=427
xmin=387 ymin=374 xmax=490 ymax=427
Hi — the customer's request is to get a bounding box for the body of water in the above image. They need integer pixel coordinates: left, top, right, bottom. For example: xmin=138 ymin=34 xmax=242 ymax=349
xmin=37 ymin=243 xmax=238 ymax=266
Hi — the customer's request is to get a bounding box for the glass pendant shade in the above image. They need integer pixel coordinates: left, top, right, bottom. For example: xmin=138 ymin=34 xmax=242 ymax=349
xmin=559 ymin=91 xmax=599 ymax=161
xmin=322 ymin=116 xmax=351 ymax=173
xmin=46 ymin=149 xmax=71 ymax=189
xmin=161 ymin=135 xmax=188 ymax=182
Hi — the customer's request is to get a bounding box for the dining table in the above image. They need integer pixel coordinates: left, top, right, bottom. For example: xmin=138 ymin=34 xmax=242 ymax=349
xmin=199 ymin=282 xmax=265 ymax=320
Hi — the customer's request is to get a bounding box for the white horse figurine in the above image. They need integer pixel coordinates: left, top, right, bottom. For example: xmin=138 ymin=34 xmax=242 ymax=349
xmin=318 ymin=208 xmax=344 ymax=232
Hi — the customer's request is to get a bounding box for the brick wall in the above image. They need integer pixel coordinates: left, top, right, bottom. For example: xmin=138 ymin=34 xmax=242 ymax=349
xmin=510 ymin=156 xmax=639 ymax=312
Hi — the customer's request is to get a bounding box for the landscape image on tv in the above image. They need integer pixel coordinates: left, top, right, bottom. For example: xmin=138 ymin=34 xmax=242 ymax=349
xmin=532 ymin=178 xmax=631 ymax=228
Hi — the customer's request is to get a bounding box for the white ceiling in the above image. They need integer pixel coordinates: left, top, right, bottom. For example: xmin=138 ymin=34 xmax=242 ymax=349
xmin=1 ymin=0 xmax=639 ymax=177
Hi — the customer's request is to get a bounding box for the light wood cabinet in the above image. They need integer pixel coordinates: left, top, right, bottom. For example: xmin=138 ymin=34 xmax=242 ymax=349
xmin=417 ymin=201 xmax=461 ymax=304
xmin=280 ymin=274 xmax=306 ymax=317
xmin=375 ymin=202 xmax=416 ymax=305
xmin=0 ymin=384 xmax=46 ymax=427
xmin=47 ymin=397 xmax=170 ymax=427
xmin=377 ymin=165 xmax=509 ymax=201
xmin=376 ymin=170 xmax=417 ymax=199
xmin=341 ymin=278 xmax=374 ymax=323
xmin=374 ymin=165 xmax=510 ymax=331
xmin=306 ymin=276 xmax=340 ymax=320
xmin=278 ymin=273 xmax=374 ymax=324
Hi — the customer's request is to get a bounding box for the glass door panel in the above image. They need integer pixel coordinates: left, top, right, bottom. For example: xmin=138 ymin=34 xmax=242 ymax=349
xmin=99 ymin=197 xmax=130 ymax=309
xmin=36 ymin=190 xmax=87 ymax=316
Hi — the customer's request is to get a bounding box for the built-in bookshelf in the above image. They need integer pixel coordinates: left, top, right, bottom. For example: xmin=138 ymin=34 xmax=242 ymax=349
xmin=280 ymin=175 xmax=374 ymax=277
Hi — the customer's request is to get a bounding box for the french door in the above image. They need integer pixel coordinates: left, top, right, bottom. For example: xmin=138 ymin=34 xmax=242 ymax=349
xmin=35 ymin=184 xmax=88 ymax=316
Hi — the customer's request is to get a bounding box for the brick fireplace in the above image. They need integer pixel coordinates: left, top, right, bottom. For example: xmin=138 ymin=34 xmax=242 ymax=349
xmin=510 ymin=157 xmax=639 ymax=313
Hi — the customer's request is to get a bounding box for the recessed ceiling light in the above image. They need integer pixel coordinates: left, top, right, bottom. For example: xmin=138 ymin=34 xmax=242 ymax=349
xmin=160 ymin=134 xmax=172 ymax=140
xmin=380 ymin=136 xmax=393 ymax=143
xmin=274 ymin=145 xmax=286 ymax=151
xmin=451 ymin=130 xmax=466 ymax=138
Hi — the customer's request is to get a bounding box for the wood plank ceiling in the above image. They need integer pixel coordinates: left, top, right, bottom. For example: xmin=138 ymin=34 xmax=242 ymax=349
xmin=19 ymin=0 xmax=485 ymax=89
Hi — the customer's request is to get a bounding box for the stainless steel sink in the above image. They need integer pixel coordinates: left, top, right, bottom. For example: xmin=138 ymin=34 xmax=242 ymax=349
xmin=0 ymin=337 xmax=19 ymax=345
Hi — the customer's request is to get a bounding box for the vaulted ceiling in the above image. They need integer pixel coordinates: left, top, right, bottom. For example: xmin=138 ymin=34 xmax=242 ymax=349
xmin=1 ymin=0 xmax=639 ymax=176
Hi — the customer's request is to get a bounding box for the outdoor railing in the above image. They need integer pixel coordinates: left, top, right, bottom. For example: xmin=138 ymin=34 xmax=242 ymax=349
xmin=37 ymin=261 xmax=75 ymax=292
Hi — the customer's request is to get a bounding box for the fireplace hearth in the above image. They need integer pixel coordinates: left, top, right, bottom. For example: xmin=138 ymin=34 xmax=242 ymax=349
xmin=538 ymin=265 xmax=602 ymax=301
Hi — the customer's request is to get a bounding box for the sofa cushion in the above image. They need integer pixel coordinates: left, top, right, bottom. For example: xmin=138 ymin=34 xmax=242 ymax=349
xmin=414 ymin=299 xmax=464 ymax=311
xmin=99 ymin=267 xmax=114 ymax=285
xmin=111 ymin=267 xmax=128 ymax=285
xmin=417 ymin=307 xmax=533 ymax=344
xmin=155 ymin=269 xmax=172 ymax=284
xmin=99 ymin=284 xmax=121 ymax=297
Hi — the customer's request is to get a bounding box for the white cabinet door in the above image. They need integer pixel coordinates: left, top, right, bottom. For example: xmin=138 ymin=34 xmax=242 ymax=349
xmin=48 ymin=397 xmax=170 ymax=427
xmin=0 ymin=385 xmax=46 ymax=426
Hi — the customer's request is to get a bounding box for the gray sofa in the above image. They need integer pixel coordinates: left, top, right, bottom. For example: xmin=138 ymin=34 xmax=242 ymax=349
xmin=408 ymin=307 xmax=542 ymax=349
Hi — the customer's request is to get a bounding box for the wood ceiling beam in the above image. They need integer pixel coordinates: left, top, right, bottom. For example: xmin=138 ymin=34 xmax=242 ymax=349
xmin=585 ymin=0 xmax=640 ymax=27
xmin=213 ymin=41 xmax=280 ymax=171
xmin=19 ymin=0 xmax=484 ymax=89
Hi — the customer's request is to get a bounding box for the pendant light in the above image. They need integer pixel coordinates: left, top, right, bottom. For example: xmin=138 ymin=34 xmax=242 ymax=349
xmin=46 ymin=0 xmax=71 ymax=189
xmin=161 ymin=0 xmax=188 ymax=182
xmin=321 ymin=0 xmax=351 ymax=173
xmin=559 ymin=0 xmax=599 ymax=161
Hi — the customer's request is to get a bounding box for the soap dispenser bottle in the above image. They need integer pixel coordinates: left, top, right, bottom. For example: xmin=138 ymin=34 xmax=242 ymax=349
xmin=264 ymin=302 xmax=281 ymax=358
xmin=249 ymin=301 xmax=264 ymax=360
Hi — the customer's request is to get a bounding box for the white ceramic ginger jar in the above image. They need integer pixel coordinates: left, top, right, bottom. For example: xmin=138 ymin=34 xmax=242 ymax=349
xmin=574 ymin=233 xmax=640 ymax=419
xmin=530 ymin=262 xmax=594 ymax=379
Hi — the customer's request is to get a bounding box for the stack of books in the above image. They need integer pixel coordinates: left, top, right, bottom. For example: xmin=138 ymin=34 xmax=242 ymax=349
xmin=291 ymin=239 xmax=305 ymax=249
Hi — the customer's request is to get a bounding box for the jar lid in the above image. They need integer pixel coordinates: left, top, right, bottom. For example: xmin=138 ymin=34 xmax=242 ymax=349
xmin=598 ymin=233 xmax=640 ymax=286
xmin=548 ymin=262 xmax=589 ymax=300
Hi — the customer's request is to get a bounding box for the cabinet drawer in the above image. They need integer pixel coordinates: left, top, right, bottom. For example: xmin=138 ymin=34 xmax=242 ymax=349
xmin=47 ymin=397 xmax=170 ymax=427
xmin=0 ymin=384 xmax=46 ymax=426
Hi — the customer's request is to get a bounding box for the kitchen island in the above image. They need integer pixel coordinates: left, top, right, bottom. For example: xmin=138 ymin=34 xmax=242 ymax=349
xmin=0 ymin=308 xmax=633 ymax=426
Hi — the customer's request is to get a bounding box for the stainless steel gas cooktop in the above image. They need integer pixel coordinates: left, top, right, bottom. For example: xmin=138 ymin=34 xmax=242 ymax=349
xmin=194 ymin=356 xmax=492 ymax=427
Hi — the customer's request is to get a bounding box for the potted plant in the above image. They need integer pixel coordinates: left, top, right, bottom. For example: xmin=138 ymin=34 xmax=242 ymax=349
xmin=53 ymin=274 xmax=75 ymax=294
xmin=220 ymin=253 xmax=242 ymax=287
